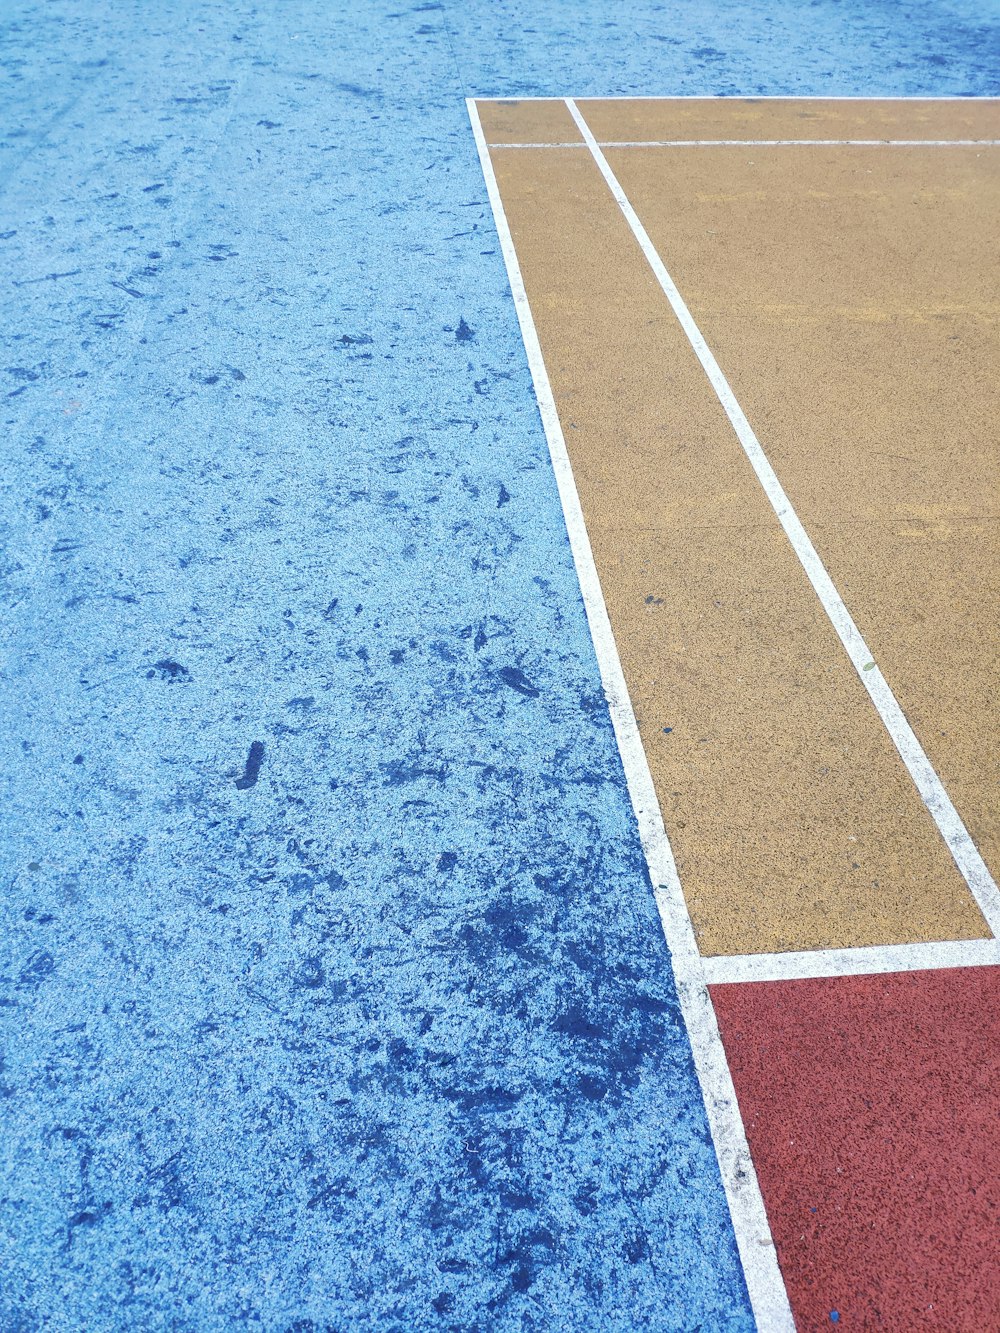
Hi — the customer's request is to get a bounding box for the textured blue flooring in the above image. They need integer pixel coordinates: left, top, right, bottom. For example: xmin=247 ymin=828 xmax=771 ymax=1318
xmin=2 ymin=2 xmax=997 ymax=1329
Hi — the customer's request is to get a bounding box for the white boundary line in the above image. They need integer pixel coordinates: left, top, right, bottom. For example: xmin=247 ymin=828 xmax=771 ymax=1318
xmin=705 ymin=937 xmax=1000 ymax=985
xmin=477 ymin=95 xmax=1000 ymax=102
xmin=565 ymin=96 xmax=1000 ymax=938
xmin=490 ymin=139 xmax=1000 ymax=148
xmin=468 ymin=96 xmax=795 ymax=1333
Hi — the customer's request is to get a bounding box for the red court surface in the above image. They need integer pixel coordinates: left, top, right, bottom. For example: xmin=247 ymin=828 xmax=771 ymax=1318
xmin=712 ymin=968 xmax=1000 ymax=1329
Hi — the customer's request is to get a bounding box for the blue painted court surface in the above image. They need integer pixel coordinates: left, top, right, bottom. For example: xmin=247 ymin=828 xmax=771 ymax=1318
xmin=2 ymin=2 xmax=997 ymax=1329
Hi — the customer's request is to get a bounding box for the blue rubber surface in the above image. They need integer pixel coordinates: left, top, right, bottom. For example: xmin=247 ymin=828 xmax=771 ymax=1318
xmin=2 ymin=2 xmax=997 ymax=1329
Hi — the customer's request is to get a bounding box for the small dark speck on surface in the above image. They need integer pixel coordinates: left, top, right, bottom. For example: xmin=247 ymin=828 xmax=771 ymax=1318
xmin=498 ymin=666 xmax=540 ymax=698
xmin=67 ymin=1201 xmax=112 ymax=1240
xmin=294 ymin=955 xmax=324 ymax=989
xmin=455 ymin=317 xmax=475 ymax=342
xmin=498 ymin=483 xmax=511 ymax=507
xmin=437 ymin=851 xmax=458 ymax=872
xmin=235 ymin=740 xmax=265 ymax=790
xmin=146 ymin=659 xmax=190 ymax=682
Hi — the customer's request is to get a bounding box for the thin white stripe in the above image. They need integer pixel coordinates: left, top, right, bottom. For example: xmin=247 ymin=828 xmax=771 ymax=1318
xmin=704 ymin=938 xmax=1000 ymax=985
xmin=488 ymin=138 xmax=1000 ymax=148
xmin=486 ymin=142 xmax=587 ymax=149
xmin=474 ymin=94 xmax=1000 ymax=102
xmin=468 ymin=97 xmax=795 ymax=1333
xmin=566 ymin=96 xmax=1000 ymax=939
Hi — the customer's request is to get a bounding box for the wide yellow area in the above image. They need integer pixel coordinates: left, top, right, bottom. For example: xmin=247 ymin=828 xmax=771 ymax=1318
xmin=480 ymin=98 xmax=999 ymax=955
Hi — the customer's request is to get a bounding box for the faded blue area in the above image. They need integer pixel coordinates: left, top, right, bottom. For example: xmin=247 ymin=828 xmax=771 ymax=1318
xmin=1 ymin=2 xmax=996 ymax=1329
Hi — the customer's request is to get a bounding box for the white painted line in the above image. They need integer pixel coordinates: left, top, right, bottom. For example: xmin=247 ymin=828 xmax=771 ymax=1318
xmin=489 ymin=138 xmax=1000 ymax=148
xmin=604 ymin=138 xmax=1000 ymax=146
xmin=474 ymin=94 xmax=1000 ymax=102
xmin=566 ymin=96 xmax=1000 ymax=939
xmin=468 ymin=96 xmax=795 ymax=1333
xmin=704 ymin=937 xmax=1000 ymax=985
xmin=487 ymin=142 xmax=588 ymax=149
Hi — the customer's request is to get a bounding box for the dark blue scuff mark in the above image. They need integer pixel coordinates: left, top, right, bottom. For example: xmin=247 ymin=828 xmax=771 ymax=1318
xmin=19 ymin=950 xmax=56 ymax=985
xmin=235 ymin=740 xmax=265 ymax=789
xmin=146 ymin=659 xmax=190 ymax=682
xmin=381 ymin=757 xmax=448 ymax=785
xmin=498 ymin=665 xmax=540 ymax=697
xmin=12 ymin=269 xmax=82 ymax=286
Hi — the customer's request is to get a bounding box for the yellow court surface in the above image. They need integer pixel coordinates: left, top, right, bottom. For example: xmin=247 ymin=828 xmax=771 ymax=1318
xmin=477 ymin=98 xmax=1000 ymax=957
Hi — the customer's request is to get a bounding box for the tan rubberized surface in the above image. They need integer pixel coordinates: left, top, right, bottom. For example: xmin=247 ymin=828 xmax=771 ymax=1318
xmin=485 ymin=118 xmax=993 ymax=956
xmin=477 ymin=99 xmax=583 ymax=145
xmin=579 ymin=96 xmax=1000 ymax=143
xmin=607 ymin=116 xmax=1000 ymax=887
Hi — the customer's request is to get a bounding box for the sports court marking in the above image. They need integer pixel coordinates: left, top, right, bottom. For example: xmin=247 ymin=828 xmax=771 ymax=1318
xmin=704 ymin=936 xmax=1000 ymax=985
xmin=490 ymin=139 xmax=1000 ymax=148
xmin=488 ymin=95 xmax=1000 ymax=101
xmin=472 ymin=94 xmax=998 ymax=1330
xmin=470 ymin=97 xmax=795 ymax=1333
xmin=564 ymin=95 xmax=999 ymax=935
xmin=476 ymin=94 xmax=999 ymax=956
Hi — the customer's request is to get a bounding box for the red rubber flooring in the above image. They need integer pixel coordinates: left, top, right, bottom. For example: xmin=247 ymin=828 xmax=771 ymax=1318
xmin=712 ymin=968 xmax=1000 ymax=1330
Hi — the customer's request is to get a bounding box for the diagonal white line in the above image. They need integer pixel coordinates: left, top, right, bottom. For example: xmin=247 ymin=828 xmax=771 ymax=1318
xmin=468 ymin=97 xmax=795 ymax=1333
xmin=566 ymin=96 xmax=1000 ymax=939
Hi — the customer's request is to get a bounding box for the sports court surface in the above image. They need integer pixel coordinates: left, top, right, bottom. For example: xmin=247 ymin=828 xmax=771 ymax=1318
xmin=474 ymin=93 xmax=999 ymax=1327
xmin=2 ymin=4 xmax=998 ymax=1331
